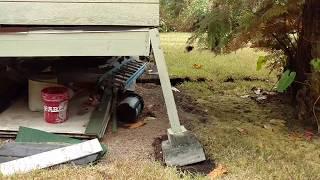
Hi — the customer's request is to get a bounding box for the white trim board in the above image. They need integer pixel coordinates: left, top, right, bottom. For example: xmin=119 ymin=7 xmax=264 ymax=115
xmin=0 ymin=139 xmax=102 ymax=176
xmin=0 ymin=30 xmax=151 ymax=57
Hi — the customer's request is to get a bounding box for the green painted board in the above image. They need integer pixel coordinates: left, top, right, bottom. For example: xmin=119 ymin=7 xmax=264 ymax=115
xmin=85 ymin=93 xmax=112 ymax=138
xmin=15 ymin=127 xmax=107 ymax=156
xmin=16 ymin=127 xmax=81 ymax=144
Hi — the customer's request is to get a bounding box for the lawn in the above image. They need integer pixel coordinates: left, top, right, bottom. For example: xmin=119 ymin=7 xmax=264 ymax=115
xmin=162 ymin=33 xmax=272 ymax=82
xmin=162 ymin=33 xmax=320 ymax=179
xmin=5 ymin=33 xmax=320 ymax=179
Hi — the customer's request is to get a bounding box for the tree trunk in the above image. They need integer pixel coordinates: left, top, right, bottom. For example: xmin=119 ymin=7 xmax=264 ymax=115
xmin=295 ymin=0 xmax=320 ymax=129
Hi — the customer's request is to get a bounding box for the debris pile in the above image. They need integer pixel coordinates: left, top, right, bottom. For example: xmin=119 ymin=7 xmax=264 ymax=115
xmin=0 ymin=127 xmax=107 ymax=176
xmin=240 ymin=87 xmax=278 ymax=103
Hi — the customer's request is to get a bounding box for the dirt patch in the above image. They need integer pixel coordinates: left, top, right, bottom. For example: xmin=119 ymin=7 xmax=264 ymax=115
xmin=223 ymin=76 xmax=268 ymax=83
xmin=152 ymin=134 xmax=215 ymax=175
xmin=138 ymin=76 xmax=206 ymax=86
xmin=180 ymin=160 xmax=215 ymax=175
xmin=102 ymin=82 xmax=214 ymax=174
xmin=102 ymin=83 xmax=169 ymax=162
xmin=224 ymin=77 xmax=235 ymax=83
xmin=152 ymin=134 xmax=167 ymax=164
xmin=174 ymin=92 xmax=209 ymax=123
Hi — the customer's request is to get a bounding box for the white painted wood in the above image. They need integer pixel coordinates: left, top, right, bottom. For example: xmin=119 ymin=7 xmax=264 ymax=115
xmin=150 ymin=29 xmax=183 ymax=133
xmin=0 ymin=139 xmax=102 ymax=176
xmin=0 ymin=2 xmax=159 ymax=26
xmin=0 ymin=30 xmax=151 ymax=57
xmin=0 ymin=0 xmax=158 ymax=2
xmin=0 ymin=96 xmax=91 ymax=134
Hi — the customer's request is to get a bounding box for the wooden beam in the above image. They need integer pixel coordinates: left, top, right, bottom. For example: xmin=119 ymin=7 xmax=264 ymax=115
xmin=0 ymin=2 xmax=159 ymax=26
xmin=0 ymin=30 xmax=151 ymax=57
xmin=149 ymin=29 xmax=183 ymax=133
xmin=0 ymin=139 xmax=102 ymax=176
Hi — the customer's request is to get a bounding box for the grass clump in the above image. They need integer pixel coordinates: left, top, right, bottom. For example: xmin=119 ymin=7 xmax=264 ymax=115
xmin=5 ymin=160 xmax=203 ymax=180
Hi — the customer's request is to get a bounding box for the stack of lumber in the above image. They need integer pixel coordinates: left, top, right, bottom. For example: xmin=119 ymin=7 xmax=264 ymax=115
xmin=0 ymin=127 xmax=107 ymax=176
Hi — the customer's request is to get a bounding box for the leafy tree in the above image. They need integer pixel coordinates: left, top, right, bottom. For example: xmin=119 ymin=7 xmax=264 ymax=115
xmin=160 ymin=0 xmax=209 ymax=32
xmin=191 ymin=0 xmax=320 ymax=129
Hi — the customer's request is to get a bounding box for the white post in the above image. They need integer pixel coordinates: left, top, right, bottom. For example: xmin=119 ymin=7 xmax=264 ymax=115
xmin=149 ymin=29 xmax=183 ymax=134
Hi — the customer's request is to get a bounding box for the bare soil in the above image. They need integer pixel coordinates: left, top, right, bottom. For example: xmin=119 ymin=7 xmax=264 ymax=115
xmin=102 ymin=83 xmax=169 ymax=162
xmin=102 ymin=82 xmax=215 ymax=174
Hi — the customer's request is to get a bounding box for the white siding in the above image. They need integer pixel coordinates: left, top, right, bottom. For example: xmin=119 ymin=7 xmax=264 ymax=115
xmin=0 ymin=1 xmax=159 ymax=26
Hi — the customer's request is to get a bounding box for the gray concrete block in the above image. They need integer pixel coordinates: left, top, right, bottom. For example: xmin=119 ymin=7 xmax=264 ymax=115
xmin=162 ymin=130 xmax=206 ymax=166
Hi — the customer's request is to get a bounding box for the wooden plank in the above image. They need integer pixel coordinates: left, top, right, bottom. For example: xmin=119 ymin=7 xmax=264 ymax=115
xmin=15 ymin=126 xmax=108 ymax=157
xmin=150 ymin=29 xmax=183 ymax=133
xmin=85 ymin=91 xmax=112 ymax=138
xmin=0 ymin=143 xmax=66 ymax=157
xmin=0 ymin=139 xmax=102 ymax=176
xmin=0 ymin=2 xmax=159 ymax=26
xmin=0 ymin=30 xmax=151 ymax=57
xmin=0 ymin=157 xmax=18 ymax=163
xmin=0 ymin=143 xmax=100 ymax=165
xmin=0 ymin=0 xmax=158 ymax=3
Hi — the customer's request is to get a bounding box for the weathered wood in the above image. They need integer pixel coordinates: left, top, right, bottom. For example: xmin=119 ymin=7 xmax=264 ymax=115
xmin=0 ymin=157 xmax=18 ymax=163
xmin=0 ymin=143 xmax=66 ymax=157
xmin=85 ymin=90 xmax=113 ymax=138
xmin=0 ymin=139 xmax=102 ymax=176
xmin=0 ymin=2 xmax=159 ymax=26
xmin=0 ymin=143 xmax=99 ymax=165
xmin=0 ymin=30 xmax=151 ymax=57
xmin=150 ymin=29 xmax=183 ymax=133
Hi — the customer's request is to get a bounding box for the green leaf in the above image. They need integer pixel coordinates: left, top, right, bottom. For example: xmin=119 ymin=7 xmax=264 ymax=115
xmin=276 ymin=70 xmax=296 ymax=93
xmin=256 ymin=56 xmax=267 ymax=71
xmin=310 ymin=58 xmax=320 ymax=72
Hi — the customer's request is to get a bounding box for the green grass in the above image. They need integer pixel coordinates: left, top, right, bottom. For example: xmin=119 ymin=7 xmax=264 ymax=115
xmin=4 ymin=160 xmax=203 ymax=180
xmin=162 ymin=33 xmax=320 ymax=179
xmin=161 ymin=33 xmax=275 ymax=82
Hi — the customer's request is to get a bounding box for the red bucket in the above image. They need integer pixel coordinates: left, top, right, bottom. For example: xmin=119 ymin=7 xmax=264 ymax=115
xmin=41 ymin=87 xmax=69 ymax=124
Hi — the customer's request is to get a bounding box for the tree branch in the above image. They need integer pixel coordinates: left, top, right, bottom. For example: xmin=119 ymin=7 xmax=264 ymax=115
xmin=272 ymin=33 xmax=294 ymax=61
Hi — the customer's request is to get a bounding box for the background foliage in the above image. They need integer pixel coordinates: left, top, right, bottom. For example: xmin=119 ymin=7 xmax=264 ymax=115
xmin=161 ymin=0 xmax=320 ymax=128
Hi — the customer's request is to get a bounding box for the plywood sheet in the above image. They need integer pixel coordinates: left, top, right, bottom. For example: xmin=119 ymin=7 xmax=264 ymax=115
xmin=0 ymin=2 xmax=159 ymax=26
xmin=0 ymin=97 xmax=91 ymax=134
